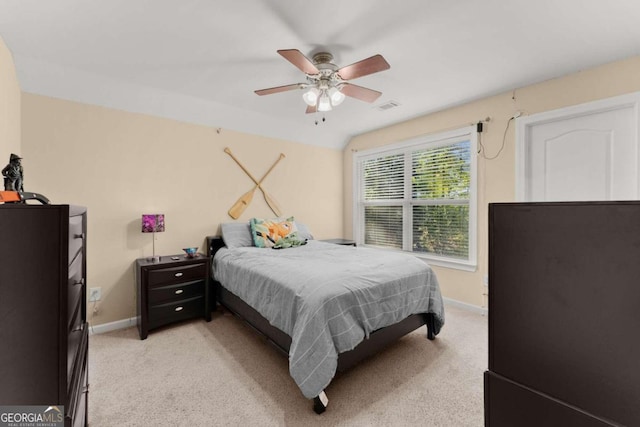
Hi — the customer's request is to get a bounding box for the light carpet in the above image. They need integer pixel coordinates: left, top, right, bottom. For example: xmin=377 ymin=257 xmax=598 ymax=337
xmin=88 ymin=304 xmax=487 ymax=426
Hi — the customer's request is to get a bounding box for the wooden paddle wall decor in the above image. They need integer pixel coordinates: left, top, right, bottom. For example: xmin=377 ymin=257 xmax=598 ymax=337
xmin=224 ymin=147 xmax=285 ymax=219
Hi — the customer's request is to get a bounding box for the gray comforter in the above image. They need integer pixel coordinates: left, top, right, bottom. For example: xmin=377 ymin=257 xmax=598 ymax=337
xmin=213 ymin=240 xmax=444 ymax=399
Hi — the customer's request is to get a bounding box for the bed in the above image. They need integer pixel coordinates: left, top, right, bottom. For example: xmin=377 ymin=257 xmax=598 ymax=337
xmin=206 ymin=226 xmax=444 ymax=414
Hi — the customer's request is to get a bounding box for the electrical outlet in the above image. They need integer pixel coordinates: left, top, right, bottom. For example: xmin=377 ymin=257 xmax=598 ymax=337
xmin=89 ymin=287 xmax=101 ymax=302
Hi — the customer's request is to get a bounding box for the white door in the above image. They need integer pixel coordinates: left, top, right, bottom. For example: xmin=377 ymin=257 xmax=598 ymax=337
xmin=517 ymin=94 xmax=640 ymax=202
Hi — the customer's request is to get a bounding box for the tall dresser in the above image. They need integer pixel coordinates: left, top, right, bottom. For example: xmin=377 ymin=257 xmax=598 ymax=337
xmin=486 ymin=202 xmax=640 ymax=427
xmin=0 ymin=204 xmax=88 ymax=427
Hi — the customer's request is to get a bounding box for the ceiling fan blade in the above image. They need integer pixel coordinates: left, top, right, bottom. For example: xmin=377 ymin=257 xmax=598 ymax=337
xmin=340 ymin=83 xmax=383 ymax=103
xmin=254 ymin=83 xmax=302 ymax=96
xmin=277 ymin=49 xmax=319 ymax=75
xmin=337 ymin=54 xmax=390 ymax=80
xmin=305 ymin=104 xmax=317 ymax=114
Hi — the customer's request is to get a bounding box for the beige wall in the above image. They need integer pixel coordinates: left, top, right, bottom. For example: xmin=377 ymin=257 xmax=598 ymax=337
xmin=344 ymin=55 xmax=640 ymax=308
xmin=17 ymin=53 xmax=640 ymax=322
xmin=21 ymin=94 xmax=343 ymax=325
xmin=0 ymin=36 xmax=21 ymax=159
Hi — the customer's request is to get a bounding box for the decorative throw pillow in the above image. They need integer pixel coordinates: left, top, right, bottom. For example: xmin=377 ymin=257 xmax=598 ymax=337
xmin=250 ymin=216 xmax=298 ymax=248
xmin=272 ymin=232 xmax=308 ymax=249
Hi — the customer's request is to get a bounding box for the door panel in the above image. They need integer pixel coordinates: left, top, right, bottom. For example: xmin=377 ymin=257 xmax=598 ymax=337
xmin=523 ymin=103 xmax=637 ymax=201
xmin=543 ymin=129 xmax=611 ymax=201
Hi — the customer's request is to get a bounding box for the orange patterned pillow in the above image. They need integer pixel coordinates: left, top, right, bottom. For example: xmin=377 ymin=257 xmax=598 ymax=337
xmin=250 ymin=216 xmax=298 ymax=248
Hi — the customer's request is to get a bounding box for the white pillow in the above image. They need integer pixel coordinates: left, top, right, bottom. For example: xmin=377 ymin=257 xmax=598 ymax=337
xmin=295 ymin=222 xmax=314 ymax=240
xmin=220 ymin=222 xmax=253 ymax=249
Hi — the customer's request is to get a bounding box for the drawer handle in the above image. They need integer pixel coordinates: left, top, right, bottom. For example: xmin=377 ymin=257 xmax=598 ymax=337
xmin=175 ymin=289 xmax=184 ymax=295
xmin=174 ymin=306 xmax=184 ymax=312
xmin=175 ymin=272 xmax=183 ymax=277
xmin=74 ymin=278 xmax=85 ymax=286
xmin=74 ymin=233 xmax=85 ymax=239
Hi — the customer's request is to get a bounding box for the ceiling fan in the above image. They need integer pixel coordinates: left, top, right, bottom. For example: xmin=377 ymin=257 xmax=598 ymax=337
xmin=255 ymin=49 xmax=390 ymax=114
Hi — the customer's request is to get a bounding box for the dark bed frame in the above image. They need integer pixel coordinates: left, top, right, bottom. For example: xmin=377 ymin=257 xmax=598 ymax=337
xmin=206 ymin=236 xmax=437 ymax=414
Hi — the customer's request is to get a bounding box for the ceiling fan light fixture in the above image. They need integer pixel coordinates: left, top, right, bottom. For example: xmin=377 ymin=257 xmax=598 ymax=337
xmin=255 ymin=49 xmax=390 ymax=114
xmin=302 ymin=87 xmax=320 ymax=106
xmin=328 ymin=87 xmax=345 ymax=106
xmin=317 ymin=92 xmax=332 ymax=112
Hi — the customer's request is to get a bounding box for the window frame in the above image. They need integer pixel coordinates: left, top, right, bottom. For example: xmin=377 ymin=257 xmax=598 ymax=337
xmin=352 ymin=126 xmax=478 ymax=271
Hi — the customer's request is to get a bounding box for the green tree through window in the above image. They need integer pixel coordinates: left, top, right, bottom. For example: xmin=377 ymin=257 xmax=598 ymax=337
xmin=412 ymin=141 xmax=470 ymax=259
xmin=356 ymin=128 xmax=476 ymax=267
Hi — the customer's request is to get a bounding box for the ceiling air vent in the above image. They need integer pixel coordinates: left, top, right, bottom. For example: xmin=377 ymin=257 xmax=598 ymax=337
xmin=375 ymin=100 xmax=401 ymax=111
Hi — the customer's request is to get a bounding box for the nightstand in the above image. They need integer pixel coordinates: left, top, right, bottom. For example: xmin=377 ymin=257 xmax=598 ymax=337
xmin=320 ymin=238 xmax=357 ymax=246
xmin=136 ymin=254 xmax=211 ymax=339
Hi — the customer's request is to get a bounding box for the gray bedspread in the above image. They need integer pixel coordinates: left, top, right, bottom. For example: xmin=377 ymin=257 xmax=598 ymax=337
xmin=213 ymin=240 xmax=444 ymax=399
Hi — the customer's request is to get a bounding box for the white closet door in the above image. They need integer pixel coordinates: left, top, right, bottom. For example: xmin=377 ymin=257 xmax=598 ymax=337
xmin=518 ymin=94 xmax=640 ymax=202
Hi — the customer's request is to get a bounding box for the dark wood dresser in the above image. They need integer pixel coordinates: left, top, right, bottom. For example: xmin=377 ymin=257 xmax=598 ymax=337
xmin=0 ymin=204 xmax=88 ymax=427
xmin=486 ymin=202 xmax=640 ymax=427
xmin=136 ymin=255 xmax=211 ymax=339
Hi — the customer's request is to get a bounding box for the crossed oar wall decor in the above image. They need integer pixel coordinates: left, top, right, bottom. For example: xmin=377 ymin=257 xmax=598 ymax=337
xmin=225 ymin=147 xmax=285 ymax=219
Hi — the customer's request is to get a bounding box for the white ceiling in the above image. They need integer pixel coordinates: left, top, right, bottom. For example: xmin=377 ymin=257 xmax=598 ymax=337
xmin=2 ymin=0 xmax=640 ymax=150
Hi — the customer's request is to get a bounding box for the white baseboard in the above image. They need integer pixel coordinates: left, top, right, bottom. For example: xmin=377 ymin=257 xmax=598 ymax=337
xmin=89 ymin=317 xmax=137 ymax=335
xmin=443 ymin=297 xmax=488 ymax=315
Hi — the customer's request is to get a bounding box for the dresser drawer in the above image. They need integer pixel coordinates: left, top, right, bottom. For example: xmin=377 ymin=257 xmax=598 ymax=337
xmin=71 ymin=386 xmax=86 ymax=427
xmin=68 ymin=215 xmax=85 ymax=264
xmin=149 ymin=279 xmax=204 ymax=305
xmin=68 ymin=253 xmax=84 ymax=325
xmin=67 ymin=307 xmax=84 ymax=385
xmin=67 ymin=327 xmax=88 ymax=427
xmin=148 ymin=295 xmax=204 ymax=330
xmin=67 ymin=287 xmax=83 ymax=332
xmin=148 ymin=262 xmax=206 ymax=287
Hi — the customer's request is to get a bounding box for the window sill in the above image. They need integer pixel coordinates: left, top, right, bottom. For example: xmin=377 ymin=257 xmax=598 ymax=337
xmin=414 ymin=253 xmax=477 ymax=272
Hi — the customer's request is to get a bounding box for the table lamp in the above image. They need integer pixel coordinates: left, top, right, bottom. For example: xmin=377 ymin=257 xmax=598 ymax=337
xmin=142 ymin=214 xmax=165 ymax=262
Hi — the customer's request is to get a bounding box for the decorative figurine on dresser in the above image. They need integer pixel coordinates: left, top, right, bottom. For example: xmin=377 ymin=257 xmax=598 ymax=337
xmin=2 ymin=153 xmax=24 ymax=191
xmin=136 ymin=252 xmax=211 ymax=339
xmin=0 ymin=204 xmax=89 ymax=427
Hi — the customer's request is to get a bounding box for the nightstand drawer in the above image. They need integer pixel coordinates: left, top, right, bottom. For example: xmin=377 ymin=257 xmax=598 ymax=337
xmin=148 ymin=263 xmax=207 ymax=287
xmin=149 ymin=279 xmax=204 ymax=305
xmin=148 ymin=295 xmax=204 ymax=330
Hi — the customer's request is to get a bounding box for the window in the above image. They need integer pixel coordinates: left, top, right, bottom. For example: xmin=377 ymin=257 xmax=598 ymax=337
xmin=353 ymin=127 xmax=477 ymax=270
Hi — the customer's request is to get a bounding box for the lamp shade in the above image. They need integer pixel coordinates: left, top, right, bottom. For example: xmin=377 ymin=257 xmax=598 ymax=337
xmin=328 ymin=87 xmax=345 ymax=106
xmin=302 ymin=87 xmax=320 ymax=106
xmin=317 ymin=93 xmax=332 ymax=112
xmin=141 ymin=214 xmax=165 ymax=233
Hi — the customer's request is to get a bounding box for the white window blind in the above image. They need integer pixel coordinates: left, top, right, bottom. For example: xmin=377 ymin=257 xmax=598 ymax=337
xmin=354 ymin=127 xmax=477 ymax=270
xmin=363 ymin=154 xmax=404 ymax=200
xmin=361 ymin=153 xmax=404 ymax=248
xmin=364 ymin=205 xmax=403 ymax=249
